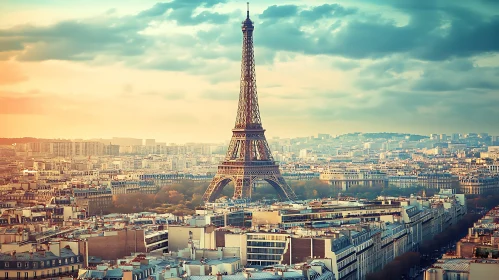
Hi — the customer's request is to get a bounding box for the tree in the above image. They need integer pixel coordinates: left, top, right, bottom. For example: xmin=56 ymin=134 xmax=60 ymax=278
xmin=166 ymin=190 xmax=185 ymax=205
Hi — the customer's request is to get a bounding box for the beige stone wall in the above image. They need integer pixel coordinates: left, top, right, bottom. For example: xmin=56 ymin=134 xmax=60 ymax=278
xmin=469 ymin=262 xmax=499 ymax=280
xmin=224 ymin=234 xmax=247 ymax=265
xmin=251 ymin=211 xmax=281 ymax=225
xmin=168 ymin=226 xmax=217 ymax=252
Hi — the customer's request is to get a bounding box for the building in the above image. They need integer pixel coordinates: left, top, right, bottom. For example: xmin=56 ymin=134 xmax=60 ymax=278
xmin=459 ymin=174 xmax=499 ymax=195
xmin=388 ymin=176 xmax=418 ymax=188
xmin=73 ymin=187 xmax=113 ymax=216
xmin=417 ymin=173 xmax=459 ymax=190
xmin=424 ymin=259 xmax=499 ymax=280
xmin=320 ymin=170 xmax=388 ymax=190
xmin=0 ymin=242 xmax=84 ymax=280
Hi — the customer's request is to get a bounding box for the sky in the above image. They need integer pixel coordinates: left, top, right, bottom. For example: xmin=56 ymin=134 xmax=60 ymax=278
xmin=1 ymin=0 xmax=498 ymax=143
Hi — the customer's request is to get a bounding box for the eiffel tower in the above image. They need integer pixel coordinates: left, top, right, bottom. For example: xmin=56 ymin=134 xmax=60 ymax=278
xmin=203 ymin=3 xmax=297 ymax=203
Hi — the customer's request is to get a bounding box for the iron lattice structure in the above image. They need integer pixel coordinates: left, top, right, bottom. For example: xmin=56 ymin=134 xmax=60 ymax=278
xmin=203 ymin=5 xmax=297 ymax=203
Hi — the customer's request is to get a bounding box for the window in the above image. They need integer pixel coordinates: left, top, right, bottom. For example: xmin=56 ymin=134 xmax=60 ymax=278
xmin=24 ymin=272 xmax=28 ymax=280
xmin=58 ymin=259 xmax=62 ymax=265
xmin=52 ymin=260 xmax=55 ymax=266
xmin=5 ymin=262 xmax=9 ymax=268
xmin=24 ymin=262 xmax=29 ymax=268
xmin=65 ymin=259 xmax=68 ymax=264
xmin=33 ymin=272 xmax=36 ymax=279
xmin=17 ymin=262 xmax=21 ymax=268
xmin=33 ymin=262 xmax=37 ymax=268
xmin=16 ymin=272 xmax=20 ymax=280
xmin=70 ymin=257 xmax=74 ymax=263
xmin=5 ymin=272 xmax=8 ymax=280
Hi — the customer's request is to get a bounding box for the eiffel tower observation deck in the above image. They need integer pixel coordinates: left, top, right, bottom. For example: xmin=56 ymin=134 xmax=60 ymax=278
xmin=202 ymin=3 xmax=298 ymax=203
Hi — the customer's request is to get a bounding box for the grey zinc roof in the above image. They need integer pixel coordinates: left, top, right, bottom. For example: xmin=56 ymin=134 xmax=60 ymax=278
xmin=0 ymin=251 xmax=62 ymax=261
xmin=105 ymin=269 xmax=124 ymax=278
xmin=191 ymin=271 xmax=305 ymax=280
xmin=433 ymin=259 xmax=470 ymax=272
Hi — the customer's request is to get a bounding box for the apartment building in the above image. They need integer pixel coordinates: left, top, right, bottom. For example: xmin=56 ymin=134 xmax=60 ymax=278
xmin=109 ymin=180 xmax=157 ymax=195
xmin=0 ymin=241 xmax=84 ymax=280
xmin=460 ymin=174 xmax=499 ymax=194
xmin=417 ymin=173 xmax=459 ymax=190
xmin=320 ymin=170 xmax=388 ymax=190
xmin=73 ymin=187 xmax=113 ymax=216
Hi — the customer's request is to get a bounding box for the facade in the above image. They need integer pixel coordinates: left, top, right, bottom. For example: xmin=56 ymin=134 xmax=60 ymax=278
xmin=388 ymin=176 xmax=418 ymax=188
xmin=459 ymin=174 xmax=499 ymax=194
xmin=0 ymin=244 xmax=84 ymax=280
xmin=73 ymin=187 xmax=113 ymax=216
xmin=320 ymin=170 xmax=388 ymax=190
xmin=417 ymin=173 xmax=459 ymax=190
xmin=85 ymin=229 xmax=147 ymax=261
xmin=109 ymin=180 xmax=156 ymax=195
xmin=144 ymin=230 xmax=168 ymax=253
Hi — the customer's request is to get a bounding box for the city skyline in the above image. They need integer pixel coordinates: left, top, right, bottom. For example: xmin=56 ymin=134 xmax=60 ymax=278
xmin=1 ymin=0 xmax=499 ymax=143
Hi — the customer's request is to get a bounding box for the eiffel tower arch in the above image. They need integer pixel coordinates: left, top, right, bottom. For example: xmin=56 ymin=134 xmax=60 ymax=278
xmin=203 ymin=4 xmax=297 ymax=203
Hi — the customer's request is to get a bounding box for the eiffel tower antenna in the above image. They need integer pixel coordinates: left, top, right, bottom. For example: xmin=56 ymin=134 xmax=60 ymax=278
xmin=203 ymin=4 xmax=297 ymax=203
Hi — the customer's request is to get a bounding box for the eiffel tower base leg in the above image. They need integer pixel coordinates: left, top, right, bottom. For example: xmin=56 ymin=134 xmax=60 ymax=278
xmin=203 ymin=170 xmax=297 ymax=203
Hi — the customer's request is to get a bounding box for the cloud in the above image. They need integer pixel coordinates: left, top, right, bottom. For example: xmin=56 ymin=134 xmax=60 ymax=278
xmin=0 ymin=0 xmax=229 ymax=63
xmin=1 ymin=1 xmax=499 ymax=139
xmin=0 ymin=96 xmax=45 ymax=114
xmin=0 ymin=17 xmax=149 ymax=61
xmin=252 ymin=1 xmax=499 ymax=61
xmin=260 ymin=5 xmax=298 ymax=19
xmin=299 ymin=4 xmax=357 ymax=21
xmin=139 ymin=57 xmax=204 ymax=71
xmin=0 ymin=61 xmax=28 ymax=85
xmin=331 ymin=59 xmax=360 ymax=71
xmin=137 ymin=0 xmax=229 ymax=25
